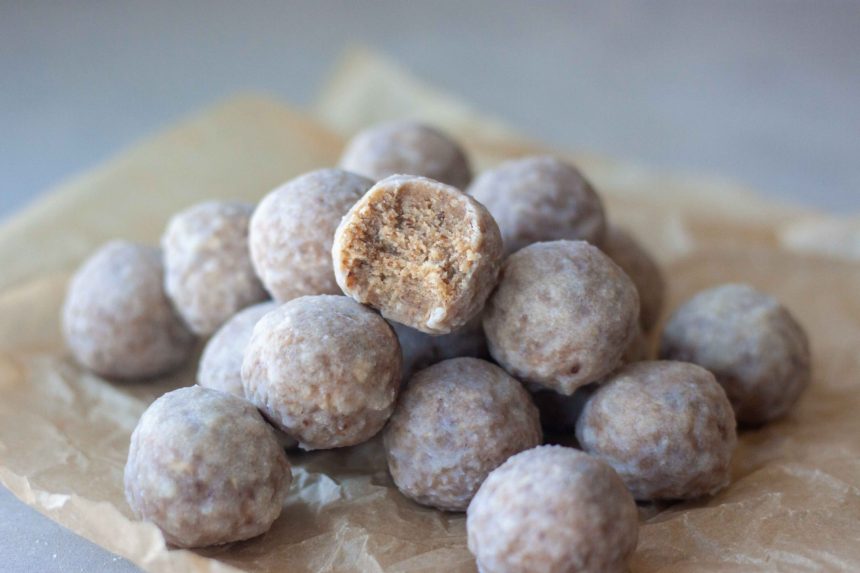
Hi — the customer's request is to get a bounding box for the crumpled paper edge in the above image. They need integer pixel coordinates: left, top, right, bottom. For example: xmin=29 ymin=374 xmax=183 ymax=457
xmin=0 ymin=467 xmax=243 ymax=573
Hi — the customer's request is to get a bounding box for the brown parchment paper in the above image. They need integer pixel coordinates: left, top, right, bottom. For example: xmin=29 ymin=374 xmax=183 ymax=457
xmin=1 ymin=48 xmax=859 ymax=573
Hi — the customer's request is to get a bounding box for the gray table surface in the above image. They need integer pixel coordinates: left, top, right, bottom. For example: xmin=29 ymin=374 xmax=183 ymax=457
xmin=1 ymin=2 xmax=858 ymax=572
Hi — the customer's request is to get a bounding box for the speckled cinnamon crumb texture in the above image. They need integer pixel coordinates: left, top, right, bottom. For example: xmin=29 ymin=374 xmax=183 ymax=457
xmin=384 ymin=357 xmax=542 ymax=511
xmin=339 ymin=121 xmax=472 ymax=189
xmin=467 ymin=445 xmax=638 ymax=573
xmin=483 ymin=240 xmax=639 ymax=395
xmin=62 ymin=240 xmax=196 ymax=380
xmin=332 ymin=174 xmax=503 ymax=334
xmin=162 ymin=200 xmax=267 ymax=336
xmin=576 ymin=360 xmax=737 ymax=501
xmin=124 ymin=386 xmax=292 ymax=548
xmin=660 ymin=283 xmax=811 ymax=426
xmin=241 ymin=294 xmax=401 ymax=450
xmin=468 ymin=155 xmax=607 ymax=256
xmin=249 ymin=168 xmax=373 ymax=303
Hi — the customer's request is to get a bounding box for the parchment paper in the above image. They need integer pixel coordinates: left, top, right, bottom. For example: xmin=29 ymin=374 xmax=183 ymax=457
xmin=1 ymin=48 xmax=859 ymax=573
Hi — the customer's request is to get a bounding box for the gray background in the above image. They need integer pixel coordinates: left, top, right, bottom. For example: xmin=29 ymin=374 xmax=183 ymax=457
xmin=0 ymin=1 xmax=858 ymax=571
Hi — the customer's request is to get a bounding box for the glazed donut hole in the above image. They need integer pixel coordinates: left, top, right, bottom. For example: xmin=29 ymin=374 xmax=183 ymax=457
xmin=660 ymin=283 xmax=811 ymax=426
xmin=333 ymin=174 xmax=503 ymax=334
xmin=482 ymin=240 xmax=639 ymax=395
xmin=576 ymin=361 xmax=737 ymax=501
xmin=124 ymin=386 xmax=291 ymax=548
xmin=467 ymin=445 xmax=639 ymax=573
xmin=384 ymin=357 xmax=542 ymax=511
xmin=62 ymin=240 xmax=196 ymax=380
xmin=249 ymin=169 xmax=373 ymax=303
xmin=339 ymin=121 xmax=472 ymax=189
xmin=241 ymin=294 xmax=402 ymax=451
xmin=162 ymin=200 xmax=267 ymax=336
xmin=467 ymin=155 xmax=608 ymax=255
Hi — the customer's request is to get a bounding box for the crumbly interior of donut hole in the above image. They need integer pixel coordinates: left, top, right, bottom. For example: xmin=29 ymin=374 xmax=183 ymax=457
xmin=344 ymin=185 xmax=475 ymax=323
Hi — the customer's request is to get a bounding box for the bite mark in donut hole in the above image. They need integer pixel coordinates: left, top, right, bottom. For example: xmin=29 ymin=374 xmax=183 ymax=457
xmin=333 ymin=174 xmax=503 ymax=334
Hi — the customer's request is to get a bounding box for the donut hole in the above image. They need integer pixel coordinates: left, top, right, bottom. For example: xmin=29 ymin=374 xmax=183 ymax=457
xmin=341 ymin=181 xmax=474 ymax=324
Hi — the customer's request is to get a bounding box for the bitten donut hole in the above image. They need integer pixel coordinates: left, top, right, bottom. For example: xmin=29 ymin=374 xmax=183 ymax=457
xmin=334 ymin=174 xmax=503 ymax=334
xmin=345 ymin=183 xmax=472 ymax=323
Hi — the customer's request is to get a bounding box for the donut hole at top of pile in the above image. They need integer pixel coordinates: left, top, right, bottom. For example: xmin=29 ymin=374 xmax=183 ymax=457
xmin=60 ymin=119 xmax=811 ymax=571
